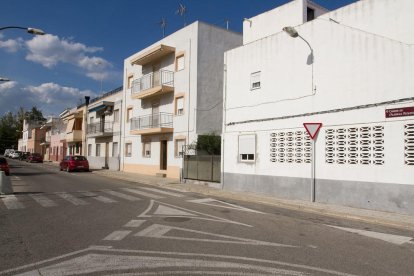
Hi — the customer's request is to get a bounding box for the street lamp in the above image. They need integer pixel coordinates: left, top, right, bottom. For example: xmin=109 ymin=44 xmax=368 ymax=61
xmin=0 ymin=26 xmax=45 ymax=35
xmin=283 ymin=26 xmax=313 ymax=63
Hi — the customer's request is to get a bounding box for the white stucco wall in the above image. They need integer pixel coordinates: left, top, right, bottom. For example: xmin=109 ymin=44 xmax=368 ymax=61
xmin=223 ymin=0 xmax=414 ymax=186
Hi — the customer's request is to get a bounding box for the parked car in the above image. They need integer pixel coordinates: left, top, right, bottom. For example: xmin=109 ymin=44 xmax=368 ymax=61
xmin=3 ymin=149 xmax=14 ymax=158
xmin=18 ymin=152 xmax=30 ymax=161
xmin=59 ymin=156 xmax=89 ymax=172
xmin=27 ymin=153 xmax=43 ymax=163
xmin=0 ymin=157 xmax=10 ymax=176
xmin=10 ymin=151 xmax=22 ymax=159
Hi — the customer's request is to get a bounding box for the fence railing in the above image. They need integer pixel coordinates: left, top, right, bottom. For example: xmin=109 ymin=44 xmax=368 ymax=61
xmin=130 ymin=112 xmax=173 ymax=131
xmin=131 ymin=70 xmax=174 ymax=94
xmin=87 ymin=121 xmax=114 ymax=135
xmin=183 ymin=155 xmax=221 ymax=183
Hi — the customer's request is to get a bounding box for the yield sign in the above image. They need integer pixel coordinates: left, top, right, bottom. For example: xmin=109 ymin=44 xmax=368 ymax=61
xmin=303 ymin=123 xmax=322 ymax=140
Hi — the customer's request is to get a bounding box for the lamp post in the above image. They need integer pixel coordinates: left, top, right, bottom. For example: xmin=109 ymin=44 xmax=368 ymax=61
xmin=283 ymin=26 xmax=317 ymax=202
xmin=0 ymin=26 xmax=45 ymax=35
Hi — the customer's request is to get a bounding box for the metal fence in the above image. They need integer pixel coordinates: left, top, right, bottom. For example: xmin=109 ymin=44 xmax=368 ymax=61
xmin=131 ymin=70 xmax=174 ymax=94
xmin=183 ymin=155 xmax=221 ymax=183
xmin=130 ymin=112 xmax=173 ymax=130
xmin=87 ymin=121 xmax=114 ymax=134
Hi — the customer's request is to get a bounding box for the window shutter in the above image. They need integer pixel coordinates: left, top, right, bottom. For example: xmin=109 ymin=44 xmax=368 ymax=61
xmin=239 ymin=135 xmax=255 ymax=155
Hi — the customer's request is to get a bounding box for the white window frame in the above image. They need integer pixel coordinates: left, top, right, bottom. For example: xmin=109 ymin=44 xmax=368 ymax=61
xmin=96 ymin=144 xmax=101 ymax=157
xmin=238 ymin=134 xmax=256 ymax=162
xmin=176 ymin=54 xmax=185 ymax=71
xmin=175 ymin=139 xmax=186 ymax=158
xmin=250 ymin=71 xmax=261 ymax=90
xmin=112 ymin=142 xmax=118 ymax=157
xmin=113 ymin=109 xmax=119 ymax=123
xmin=143 ymin=142 xmax=151 ymax=158
xmin=87 ymin=144 xmax=92 ymax=156
xmin=125 ymin=143 xmax=132 ymax=157
xmin=175 ymin=96 xmax=184 ymax=116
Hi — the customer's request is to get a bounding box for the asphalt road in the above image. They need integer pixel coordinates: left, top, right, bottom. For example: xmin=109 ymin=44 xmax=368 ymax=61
xmin=1 ymin=159 xmax=413 ymax=275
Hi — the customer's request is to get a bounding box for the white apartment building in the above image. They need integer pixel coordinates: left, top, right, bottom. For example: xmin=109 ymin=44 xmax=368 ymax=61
xmin=223 ymin=0 xmax=414 ymax=215
xmin=121 ymin=21 xmax=241 ymax=178
xmin=86 ymin=87 xmax=123 ymax=170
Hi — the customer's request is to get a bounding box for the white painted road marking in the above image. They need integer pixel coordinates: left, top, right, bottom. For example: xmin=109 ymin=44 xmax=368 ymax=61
xmin=124 ymin=220 xmax=146 ymax=228
xmin=79 ymin=191 xmax=117 ymax=203
xmin=1 ymin=195 xmax=25 ymax=209
xmin=328 ymin=225 xmax=414 ymax=245
xmin=135 ymin=224 xmax=297 ymax=248
xmin=102 ymin=190 xmax=141 ymax=201
xmin=30 ymin=194 xmax=57 ymax=207
xmin=140 ymin=187 xmax=184 ymax=197
xmin=103 ymin=230 xmax=132 ymax=241
xmin=121 ymin=188 xmax=164 ymax=199
xmin=56 ymin=192 xmax=89 ymax=206
xmin=188 ymin=198 xmax=265 ymax=214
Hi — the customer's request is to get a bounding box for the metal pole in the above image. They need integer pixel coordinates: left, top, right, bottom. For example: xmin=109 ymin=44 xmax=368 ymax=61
xmin=311 ymin=139 xmax=315 ymax=202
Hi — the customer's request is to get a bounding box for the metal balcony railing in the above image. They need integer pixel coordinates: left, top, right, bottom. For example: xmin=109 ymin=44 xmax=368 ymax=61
xmin=131 ymin=70 xmax=174 ymax=94
xmin=87 ymin=121 xmax=114 ymax=135
xmin=130 ymin=113 xmax=173 ymax=131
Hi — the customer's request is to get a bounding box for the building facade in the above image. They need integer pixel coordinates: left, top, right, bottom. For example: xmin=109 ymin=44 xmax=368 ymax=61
xmin=86 ymin=87 xmax=123 ymax=170
xmin=222 ymin=0 xmax=414 ymax=215
xmin=121 ymin=21 xmax=242 ymax=178
xmin=61 ymin=105 xmax=86 ymax=156
xmin=40 ymin=117 xmax=67 ymax=162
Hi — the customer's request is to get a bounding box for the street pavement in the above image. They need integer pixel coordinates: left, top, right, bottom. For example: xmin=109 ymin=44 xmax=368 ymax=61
xmin=1 ymin=159 xmax=414 ymax=275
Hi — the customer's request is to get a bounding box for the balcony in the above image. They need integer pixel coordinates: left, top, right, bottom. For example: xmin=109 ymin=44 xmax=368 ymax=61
xmin=131 ymin=70 xmax=174 ymax=100
xmin=130 ymin=44 xmax=175 ymax=66
xmin=130 ymin=113 xmax=173 ymax=135
xmin=66 ymin=130 xmax=83 ymax=143
xmin=87 ymin=121 xmax=114 ymax=138
xmin=40 ymin=135 xmax=51 ymax=146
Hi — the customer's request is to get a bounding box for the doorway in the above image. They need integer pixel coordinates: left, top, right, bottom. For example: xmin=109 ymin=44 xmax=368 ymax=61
xmin=104 ymin=142 xmax=109 ymax=169
xmin=160 ymin=140 xmax=167 ymax=170
xmin=152 ymin=63 xmax=161 ymax=87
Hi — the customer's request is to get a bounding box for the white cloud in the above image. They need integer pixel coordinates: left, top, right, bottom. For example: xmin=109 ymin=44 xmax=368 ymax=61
xmin=0 ymin=82 xmax=98 ymax=116
xmin=0 ymin=37 xmax=23 ymax=53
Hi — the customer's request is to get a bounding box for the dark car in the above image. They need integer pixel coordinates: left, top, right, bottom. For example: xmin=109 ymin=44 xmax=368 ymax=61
xmin=0 ymin=157 xmax=10 ymax=176
xmin=59 ymin=156 xmax=89 ymax=172
xmin=27 ymin=153 xmax=43 ymax=163
xmin=19 ymin=152 xmax=31 ymax=161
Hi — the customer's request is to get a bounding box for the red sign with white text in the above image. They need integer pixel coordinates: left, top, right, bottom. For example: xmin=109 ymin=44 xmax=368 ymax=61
xmin=385 ymin=106 xmax=414 ymax=118
xmin=303 ymin=123 xmax=322 ymax=140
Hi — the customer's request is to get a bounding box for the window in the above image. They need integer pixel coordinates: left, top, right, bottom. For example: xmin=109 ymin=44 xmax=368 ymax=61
xmin=127 ymin=75 xmax=134 ymax=89
xmin=307 ymin=7 xmax=315 ymax=21
xmin=90 ymin=117 xmax=94 ymax=123
xmin=142 ymin=142 xmax=151 ymax=158
xmin=175 ymin=97 xmax=184 ymax=116
xmin=127 ymin=108 xmax=133 ymax=122
xmin=175 ymin=139 xmax=186 ymax=158
xmin=175 ymin=54 xmax=185 ymax=71
xmin=113 ymin=109 xmax=119 ymax=123
xmin=239 ymin=134 xmax=256 ymax=162
xmin=125 ymin=143 xmax=132 ymax=157
xmin=112 ymin=142 xmax=118 ymax=157
xmin=96 ymin=144 xmax=101 ymax=157
xmin=250 ymin=71 xmax=261 ymax=90
xmin=88 ymin=144 xmax=92 ymax=156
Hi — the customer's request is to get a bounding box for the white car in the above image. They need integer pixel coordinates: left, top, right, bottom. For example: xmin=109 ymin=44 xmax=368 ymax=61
xmin=10 ymin=151 xmax=22 ymax=159
xmin=3 ymin=149 xmax=14 ymax=157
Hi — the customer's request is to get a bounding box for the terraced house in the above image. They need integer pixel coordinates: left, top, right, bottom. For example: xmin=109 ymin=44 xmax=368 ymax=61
xmin=60 ymin=104 xmax=86 ymax=156
xmin=121 ymin=21 xmax=241 ymax=179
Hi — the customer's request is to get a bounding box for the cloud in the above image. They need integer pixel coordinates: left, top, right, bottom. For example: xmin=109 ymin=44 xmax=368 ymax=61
xmin=0 ymin=37 xmax=23 ymax=53
xmin=0 ymin=81 xmax=98 ymax=116
xmin=0 ymin=81 xmax=18 ymax=92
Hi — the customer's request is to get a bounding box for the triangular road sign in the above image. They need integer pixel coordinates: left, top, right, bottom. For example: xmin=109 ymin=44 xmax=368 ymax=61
xmin=303 ymin=123 xmax=322 ymax=140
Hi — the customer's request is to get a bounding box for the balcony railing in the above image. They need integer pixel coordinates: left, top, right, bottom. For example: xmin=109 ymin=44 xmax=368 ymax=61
xmin=87 ymin=121 xmax=114 ymax=136
xmin=130 ymin=113 xmax=173 ymax=131
xmin=131 ymin=70 xmax=174 ymax=94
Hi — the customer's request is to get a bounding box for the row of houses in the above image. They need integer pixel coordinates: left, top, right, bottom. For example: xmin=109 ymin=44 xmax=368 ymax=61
xmin=18 ymin=0 xmax=414 ymax=215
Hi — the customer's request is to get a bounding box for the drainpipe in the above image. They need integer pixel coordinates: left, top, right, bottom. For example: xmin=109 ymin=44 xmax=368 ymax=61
xmin=221 ymin=52 xmax=227 ymax=190
xmin=118 ymin=98 xmax=123 ymax=171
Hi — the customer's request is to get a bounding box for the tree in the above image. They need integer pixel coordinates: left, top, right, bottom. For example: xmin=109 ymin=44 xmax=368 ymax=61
xmin=195 ymin=133 xmax=221 ymax=155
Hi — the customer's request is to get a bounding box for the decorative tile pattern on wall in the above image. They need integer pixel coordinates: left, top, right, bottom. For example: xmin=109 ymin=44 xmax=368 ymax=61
xmin=405 ymin=124 xmax=414 ymax=165
xmin=270 ymin=130 xmax=312 ymax=164
xmin=325 ymin=125 xmax=384 ymax=165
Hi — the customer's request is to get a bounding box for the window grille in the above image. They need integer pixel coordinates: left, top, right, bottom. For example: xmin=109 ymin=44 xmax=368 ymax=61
xmin=270 ymin=130 xmax=311 ymax=163
xmin=405 ymin=124 xmax=414 ymax=165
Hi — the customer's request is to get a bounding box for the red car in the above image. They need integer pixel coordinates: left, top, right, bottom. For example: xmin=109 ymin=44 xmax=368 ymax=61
xmin=59 ymin=156 xmax=89 ymax=172
xmin=0 ymin=157 xmax=10 ymax=176
xmin=27 ymin=153 xmax=43 ymax=163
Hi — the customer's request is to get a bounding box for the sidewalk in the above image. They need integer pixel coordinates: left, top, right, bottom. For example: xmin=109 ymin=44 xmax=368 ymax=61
xmin=42 ymin=161 xmax=414 ymax=231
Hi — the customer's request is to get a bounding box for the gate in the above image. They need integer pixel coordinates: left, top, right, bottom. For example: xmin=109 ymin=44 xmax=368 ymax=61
xmin=183 ymin=155 xmax=221 ymax=182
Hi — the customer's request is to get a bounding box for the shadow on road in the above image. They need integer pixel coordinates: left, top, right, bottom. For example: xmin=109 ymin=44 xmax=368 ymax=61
xmin=12 ymin=172 xmax=57 ymax=177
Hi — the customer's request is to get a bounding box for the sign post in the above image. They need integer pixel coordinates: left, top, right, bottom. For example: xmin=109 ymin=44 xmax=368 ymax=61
xmin=303 ymin=123 xmax=322 ymax=202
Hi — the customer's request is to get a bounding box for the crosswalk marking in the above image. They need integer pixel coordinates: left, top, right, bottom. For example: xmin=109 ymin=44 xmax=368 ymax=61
xmin=102 ymin=190 xmax=141 ymax=201
xmin=140 ymin=187 xmax=184 ymax=197
xmin=1 ymin=195 xmax=25 ymax=209
xmin=30 ymin=194 xmax=57 ymax=207
xmin=121 ymin=188 xmax=164 ymax=199
xmin=79 ymin=191 xmax=117 ymax=203
xmin=103 ymin=230 xmax=132 ymax=241
xmin=56 ymin=192 xmax=89 ymax=206
xmin=124 ymin=219 xmax=146 ymax=228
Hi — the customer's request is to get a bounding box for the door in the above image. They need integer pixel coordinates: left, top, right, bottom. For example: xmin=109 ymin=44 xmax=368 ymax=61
xmin=104 ymin=142 xmax=109 ymax=169
xmin=160 ymin=140 xmax=167 ymax=170
xmin=152 ymin=102 xmax=159 ymax=128
xmin=152 ymin=63 xmax=161 ymax=87
xmin=100 ymin=114 xmax=105 ymax=133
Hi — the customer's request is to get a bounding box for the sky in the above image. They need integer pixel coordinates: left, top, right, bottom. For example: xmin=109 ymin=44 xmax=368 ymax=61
xmin=0 ymin=0 xmax=357 ymax=117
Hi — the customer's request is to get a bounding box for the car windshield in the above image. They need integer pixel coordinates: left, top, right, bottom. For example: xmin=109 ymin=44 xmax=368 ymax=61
xmin=72 ymin=156 xmax=86 ymax=161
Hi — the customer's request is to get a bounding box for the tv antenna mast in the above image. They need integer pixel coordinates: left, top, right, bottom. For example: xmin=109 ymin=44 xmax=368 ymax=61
xmin=175 ymin=3 xmax=187 ymax=27
xmin=157 ymin=17 xmax=167 ymax=37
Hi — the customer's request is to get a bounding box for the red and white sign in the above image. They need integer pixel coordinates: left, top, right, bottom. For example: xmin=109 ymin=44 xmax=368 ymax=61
xmin=303 ymin=123 xmax=322 ymax=140
xmin=385 ymin=106 xmax=414 ymax=118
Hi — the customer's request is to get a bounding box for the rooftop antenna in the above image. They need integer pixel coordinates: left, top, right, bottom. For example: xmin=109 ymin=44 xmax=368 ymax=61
xmin=176 ymin=3 xmax=187 ymax=27
xmin=157 ymin=17 xmax=167 ymax=37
